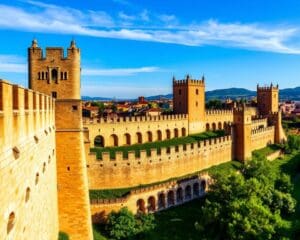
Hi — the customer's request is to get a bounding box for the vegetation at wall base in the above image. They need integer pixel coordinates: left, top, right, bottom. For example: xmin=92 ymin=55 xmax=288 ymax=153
xmin=58 ymin=231 xmax=69 ymax=240
xmin=93 ymin=135 xmax=300 ymax=240
xmin=91 ymin=130 xmax=225 ymax=159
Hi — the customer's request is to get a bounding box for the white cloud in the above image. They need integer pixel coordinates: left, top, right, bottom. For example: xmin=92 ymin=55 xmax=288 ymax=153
xmin=0 ymin=55 xmax=26 ymax=73
xmin=82 ymin=66 xmax=160 ymax=76
xmin=0 ymin=2 xmax=299 ymax=54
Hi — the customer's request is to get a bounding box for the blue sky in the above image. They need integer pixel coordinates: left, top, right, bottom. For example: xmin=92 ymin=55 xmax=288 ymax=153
xmin=0 ymin=0 xmax=300 ymax=97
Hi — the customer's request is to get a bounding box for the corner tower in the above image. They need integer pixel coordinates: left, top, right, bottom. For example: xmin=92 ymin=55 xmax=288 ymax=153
xmin=173 ymin=75 xmax=205 ymax=134
xmin=28 ymin=40 xmax=93 ymax=240
xmin=257 ymin=83 xmax=279 ymax=115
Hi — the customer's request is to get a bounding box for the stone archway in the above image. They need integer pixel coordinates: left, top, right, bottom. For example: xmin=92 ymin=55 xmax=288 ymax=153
xmin=185 ymin=185 xmax=192 ymax=200
xmin=158 ymin=193 xmax=166 ymax=209
xmin=167 ymin=191 xmax=175 ymax=207
xmin=136 ymin=199 xmax=146 ymax=213
xmin=193 ymin=182 xmax=200 ymax=197
xmin=109 ymin=134 xmax=118 ymax=146
xmin=123 ymin=133 xmax=131 ymax=145
xmin=136 ymin=132 xmax=142 ymax=144
xmin=94 ymin=135 xmax=105 ymax=147
xmin=147 ymin=196 xmax=156 ymax=212
xmin=176 ymin=187 xmax=183 ymax=203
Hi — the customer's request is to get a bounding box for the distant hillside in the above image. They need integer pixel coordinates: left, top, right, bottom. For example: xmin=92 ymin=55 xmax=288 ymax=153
xmin=82 ymin=86 xmax=300 ymax=101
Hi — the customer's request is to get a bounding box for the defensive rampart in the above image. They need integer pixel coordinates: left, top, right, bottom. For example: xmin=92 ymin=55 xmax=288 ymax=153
xmin=0 ymin=80 xmax=58 ymax=240
xmin=251 ymin=126 xmax=275 ymax=151
xmin=83 ymin=114 xmax=188 ymax=147
xmin=90 ymin=174 xmax=210 ymax=223
xmin=87 ymin=135 xmax=232 ymax=189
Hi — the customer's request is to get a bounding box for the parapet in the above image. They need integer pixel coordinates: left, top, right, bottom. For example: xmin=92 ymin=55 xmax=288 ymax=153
xmin=0 ymin=79 xmax=55 ymax=150
xmin=89 ymin=135 xmax=232 ymax=163
xmin=251 ymin=126 xmax=274 ymax=135
xmin=257 ymin=83 xmax=279 ymax=91
xmin=205 ymin=109 xmax=233 ymax=116
xmin=83 ymin=114 xmax=188 ymax=125
xmin=173 ymin=74 xmax=205 ymax=86
xmin=28 ymin=39 xmax=79 ymax=60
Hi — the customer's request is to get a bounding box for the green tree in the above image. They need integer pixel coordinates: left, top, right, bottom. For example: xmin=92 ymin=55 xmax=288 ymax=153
xmin=195 ymin=157 xmax=296 ymax=240
xmin=106 ymin=208 xmax=155 ymax=240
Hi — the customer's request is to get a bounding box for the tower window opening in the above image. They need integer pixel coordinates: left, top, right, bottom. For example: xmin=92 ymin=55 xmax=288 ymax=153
xmin=179 ymin=89 xmax=181 ymax=95
xmin=72 ymin=105 xmax=78 ymax=111
xmin=60 ymin=72 xmax=64 ymax=80
xmin=196 ymin=89 xmax=199 ymax=95
xmin=64 ymin=72 xmax=67 ymax=80
xmin=45 ymin=72 xmax=48 ymax=80
xmin=41 ymin=72 xmax=44 ymax=80
xmin=52 ymin=92 xmax=57 ymax=99
xmin=51 ymin=69 xmax=58 ymax=82
xmin=38 ymin=72 xmax=40 ymax=80
xmin=196 ymin=101 xmax=198 ymax=107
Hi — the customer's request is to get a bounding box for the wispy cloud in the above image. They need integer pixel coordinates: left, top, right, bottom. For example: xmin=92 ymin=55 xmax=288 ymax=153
xmin=0 ymin=54 xmax=160 ymax=76
xmin=82 ymin=66 xmax=160 ymax=76
xmin=0 ymin=1 xmax=300 ymax=54
xmin=0 ymin=55 xmax=26 ymax=73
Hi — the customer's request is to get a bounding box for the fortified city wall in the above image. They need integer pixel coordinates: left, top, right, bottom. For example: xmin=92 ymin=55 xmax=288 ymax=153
xmin=0 ymin=80 xmax=58 ymax=240
xmin=90 ymin=174 xmax=210 ymax=223
xmin=83 ymin=114 xmax=189 ymax=147
xmin=87 ymin=135 xmax=232 ymax=189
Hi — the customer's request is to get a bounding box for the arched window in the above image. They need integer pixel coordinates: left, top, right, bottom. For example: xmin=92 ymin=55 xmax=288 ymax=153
xmin=41 ymin=72 xmax=44 ymax=80
xmin=94 ymin=135 xmax=105 ymax=147
xmin=196 ymin=89 xmax=199 ymax=95
xmin=51 ymin=69 xmax=58 ymax=82
xmin=64 ymin=72 xmax=68 ymax=80
xmin=38 ymin=72 xmax=41 ymax=80
xmin=60 ymin=72 xmax=64 ymax=80
xmin=124 ymin=133 xmax=131 ymax=145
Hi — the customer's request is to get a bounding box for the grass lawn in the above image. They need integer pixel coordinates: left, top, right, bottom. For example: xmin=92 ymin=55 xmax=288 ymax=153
xmin=92 ymin=150 xmax=300 ymax=240
xmin=90 ymin=130 xmax=225 ymax=159
xmin=252 ymin=144 xmax=282 ymax=157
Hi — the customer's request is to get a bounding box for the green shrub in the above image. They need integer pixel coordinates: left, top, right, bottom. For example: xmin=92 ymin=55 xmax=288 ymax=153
xmin=58 ymin=231 xmax=69 ymax=240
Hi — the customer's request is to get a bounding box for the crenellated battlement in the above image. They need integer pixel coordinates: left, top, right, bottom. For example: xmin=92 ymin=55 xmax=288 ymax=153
xmin=251 ymin=117 xmax=267 ymax=125
xmin=257 ymin=83 xmax=278 ymax=91
xmin=205 ymin=109 xmax=233 ymax=116
xmin=29 ymin=40 xmax=79 ymax=61
xmin=83 ymin=114 xmax=188 ymax=125
xmin=251 ymin=126 xmax=274 ymax=135
xmin=89 ymin=135 xmax=231 ymax=162
xmin=0 ymin=79 xmax=55 ymax=152
xmin=173 ymin=74 xmax=205 ymax=86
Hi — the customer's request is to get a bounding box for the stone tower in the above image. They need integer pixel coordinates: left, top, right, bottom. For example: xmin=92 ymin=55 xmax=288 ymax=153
xmin=28 ymin=40 xmax=93 ymax=239
xmin=233 ymin=106 xmax=252 ymax=162
xmin=173 ymin=75 xmax=205 ymax=134
xmin=257 ymin=83 xmax=279 ymax=115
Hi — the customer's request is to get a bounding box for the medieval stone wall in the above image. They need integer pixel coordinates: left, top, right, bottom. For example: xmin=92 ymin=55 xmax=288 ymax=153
xmin=250 ymin=126 xmax=275 ymax=151
xmin=0 ymin=80 xmax=58 ymax=240
xmin=90 ymin=174 xmax=210 ymax=223
xmin=87 ymin=135 xmax=232 ymax=189
xmin=84 ymin=114 xmax=189 ymax=147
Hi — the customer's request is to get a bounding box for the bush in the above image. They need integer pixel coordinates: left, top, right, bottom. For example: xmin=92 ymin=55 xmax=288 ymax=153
xmin=106 ymin=207 xmax=155 ymax=240
xmin=58 ymin=232 xmax=69 ymax=240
